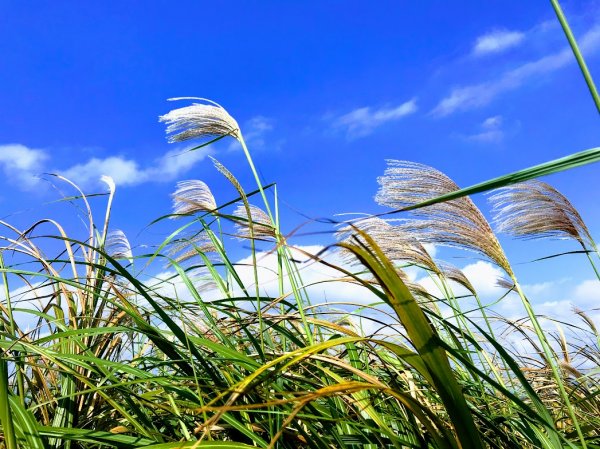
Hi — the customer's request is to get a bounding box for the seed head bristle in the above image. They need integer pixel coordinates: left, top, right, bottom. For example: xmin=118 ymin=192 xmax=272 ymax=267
xmin=171 ymin=180 xmax=217 ymax=216
xmin=437 ymin=261 xmax=476 ymax=296
xmin=105 ymin=230 xmax=133 ymax=262
xmin=159 ymin=99 xmax=240 ymax=143
xmin=573 ymin=307 xmax=598 ymax=334
xmin=168 ymin=232 xmax=217 ymax=264
xmin=233 ymin=204 xmax=276 ymax=240
xmin=496 ymin=277 xmax=516 ymax=291
xmin=376 ymin=160 xmax=513 ymax=277
xmin=337 ymin=217 xmax=439 ymax=273
xmin=489 ymin=180 xmax=595 ymax=249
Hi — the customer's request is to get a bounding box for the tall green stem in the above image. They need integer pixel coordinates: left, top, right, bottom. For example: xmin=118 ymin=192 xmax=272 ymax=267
xmin=551 ymin=0 xmax=600 ymax=114
xmin=513 ymin=280 xmax=587 ymax=448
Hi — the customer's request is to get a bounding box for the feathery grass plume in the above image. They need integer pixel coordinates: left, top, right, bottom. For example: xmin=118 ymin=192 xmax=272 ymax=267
xmin=233 ymin=204 xmax=276 ymax=240
xmin=376 ymin=160 xmax=513 ymax=276
xmin=159 ymin=98 xmax=240 ymax=143
xmin=336 ymin=219 xmax=435 ymax=306
xmin=168 ymin=231 xmax=217 ymax=264
xmin=105 ymin=229 xmax=133 ymax=262
xmin=574 ymin=307 xmax=598 ymax=334
xmin=489 ymin=180 xmax=596 ymax=250
xmin=171 ymin=180 xmax=217 ymax=215
xmin=336 ymin=217 xmax=439 ymax=273
xmin=437 ymin=261 xmax=477 ymax=296
xmin=496 ymin=277 xmax=516 ymax=291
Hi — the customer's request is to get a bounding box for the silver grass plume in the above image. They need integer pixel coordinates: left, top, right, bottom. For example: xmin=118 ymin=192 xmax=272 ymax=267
xmin=336 ymin=217 xmax=439 ymax=273
xmin=489 ymin=180 xmax=596 ymax=250
xmin=233 ymin=204 xmax=276 ymax=240
xmin=171 ymin=180 xmax=217 ymax=215
xmin=168 ymin=232 xmax=217 ymax=264
xmin=159 ymin=98 xmax=240 ymax=143
xmin=336 ymin=218 xmax=435 ymax=307
xmin=496 ymin=277 xmax=516 ymax=291
xmin=105 ymin=230 xmax=133 ymax=262
xmin=375 ymin=160 xmax=513 ymax=277
xmin=437 ymin=261 xmax=476 ymax=296
xmin=189 ymin=268 xmax=218 ymax=294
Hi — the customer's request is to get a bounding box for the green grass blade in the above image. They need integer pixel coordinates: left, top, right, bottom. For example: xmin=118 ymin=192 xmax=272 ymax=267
xmin=550 ymin=0 xmax=600 ymax=114
xmin=389 ymin=147 xmax=600 ymax=213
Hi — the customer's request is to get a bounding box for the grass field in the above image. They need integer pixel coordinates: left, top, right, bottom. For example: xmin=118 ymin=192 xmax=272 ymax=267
xmin=1 ymin=1 xmax=600 ymax=448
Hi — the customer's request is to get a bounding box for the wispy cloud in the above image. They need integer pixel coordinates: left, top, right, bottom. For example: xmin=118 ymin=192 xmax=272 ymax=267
xmin=473 ymin=29 xmax=525 ymax=56
xmin=0 ymin=144 xmax=49 ymax=189
xmin=465 ymin=115 xmax=504 ymax=143
xmin=332 ymin=99 xmax=418 ymax=139
xmin=433 ymin=25 xmax=600 ymax=116
xmin=227 ymin=115 xmax=276 ymax=151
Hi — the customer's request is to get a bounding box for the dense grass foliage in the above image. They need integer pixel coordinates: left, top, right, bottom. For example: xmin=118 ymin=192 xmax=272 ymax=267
xmin=0 ymin=106 xmax=598 ymax=449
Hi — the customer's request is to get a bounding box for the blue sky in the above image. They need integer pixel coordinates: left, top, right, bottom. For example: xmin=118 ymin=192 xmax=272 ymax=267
xmin=1 ymin=1 xmax=599 ymax=315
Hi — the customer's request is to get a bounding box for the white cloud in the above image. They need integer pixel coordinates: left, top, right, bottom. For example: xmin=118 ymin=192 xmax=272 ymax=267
xmin=3 ymin=114 xmax=274 ymax=190
xmin=0 ymin=144 xmax=49 ymax=188
xmin=231 ymin=245 xmax=380 ymax=305
xmin=433 ymin=25 xmax=600 ymax=116
xmin=574 ymin=279 xmax=600 ymax=304
xmin=152 ymin=245 xmax=381 ymax=316
xmin=466 ymin=115 xmax=504 ymax=142
xmin=332 ymin=99 xmax=418 ymax=139
xmin=462 ymin=261 xmax=506 ymax=297
xmin=59 ymin=146 xmax=213 ymax=188
xmin=473 ymin=30 xmax=525 ymax=56
xmin=61 ymin=156 xmax=147 ymax=187
xmin=1 ymin=281 xmax=68 ymax=333
xmin=150 ymin=147 xmax=214 ymax=179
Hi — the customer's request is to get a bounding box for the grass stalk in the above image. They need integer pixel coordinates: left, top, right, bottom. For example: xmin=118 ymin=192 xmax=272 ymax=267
xmin=550 ymin=0 xmax=600 ymax=114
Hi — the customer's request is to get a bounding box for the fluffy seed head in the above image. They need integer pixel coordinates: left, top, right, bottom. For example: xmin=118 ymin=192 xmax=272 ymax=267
xmin=159 ymin=98 xmax=240 ymax=143
xmin=168 ymin=232 xmax=217 ymax=264
xmin=337 ymin=217 xmax=439 ymax=273
xmin=376 ymin=160 xmax=513 ymax=277
xmin=233 ymin=204 xmax=276 ymax=240
xmin=496 ymin=277 xmax=516 ymax=291
xmin=105 ymin=230 xmax=133 ymax=262
xmin=171 ymin=180 xmax=217 ymax=215
xmin=437 ymin=261 xmax=476 ymax=296
xmin=489 ymin=180 xmax=595 ymax=249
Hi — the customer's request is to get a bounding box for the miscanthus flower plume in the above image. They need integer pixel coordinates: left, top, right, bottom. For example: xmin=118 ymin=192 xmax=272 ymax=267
xmin=159 ymin=97 xmax=240 ymax=143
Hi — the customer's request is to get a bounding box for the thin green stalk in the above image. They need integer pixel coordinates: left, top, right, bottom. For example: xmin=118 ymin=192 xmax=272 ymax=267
xmin=239 ymin=135 xmax=314 ymax=345
xmin=0 ymin=353 xmax=18 ymax=449
xmin=584 ymin=250 xmax=600 ymax=281
xmin=0 ymin=253 xmax=25 ymax=405
xmin=551 ymin=0 xmax=600 ymax=114
xmin=513 ymin=280 xmax=587 ymax=448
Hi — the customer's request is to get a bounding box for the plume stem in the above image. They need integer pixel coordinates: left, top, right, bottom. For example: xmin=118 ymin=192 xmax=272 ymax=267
xmin=512 ymin=279 xmax=588 ymax=448
xmin=239 ymin=135 xmax=315 ymax=344
xmin=584 ymin=250 xmax=600 ymax=282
